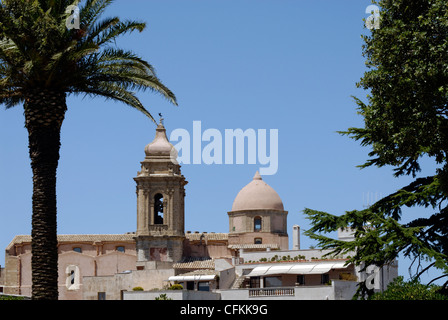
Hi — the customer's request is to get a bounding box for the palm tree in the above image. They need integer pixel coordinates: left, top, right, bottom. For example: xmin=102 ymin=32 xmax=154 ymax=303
xmin=0 ymin=0 xmax=177 ymax=300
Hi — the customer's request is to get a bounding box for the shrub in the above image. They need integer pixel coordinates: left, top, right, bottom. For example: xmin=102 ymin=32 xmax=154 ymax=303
xmin=168 ymin=284 xmax=183 ymax=290
xmin=0 ymin=295 xmax=25 ymax=300
xmin=132 ymin=286 xmax=144 ymax=291
xmin=155 ymin=293 xmax=172 ymax=300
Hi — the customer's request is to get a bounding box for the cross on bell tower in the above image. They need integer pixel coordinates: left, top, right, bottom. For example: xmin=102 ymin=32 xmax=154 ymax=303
xmin=134 ymin=119 xmax=187 ymax=269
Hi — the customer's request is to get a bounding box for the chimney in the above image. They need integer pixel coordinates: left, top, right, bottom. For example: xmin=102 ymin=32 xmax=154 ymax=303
xmin=292 ymin=225 xmax=300 ymax=250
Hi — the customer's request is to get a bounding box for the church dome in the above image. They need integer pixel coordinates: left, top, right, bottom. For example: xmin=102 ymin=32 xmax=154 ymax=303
xmin=231 ymin=171 xmax=284 ymax=211
xmin=144 ymin=119 xmax=177 ymax=158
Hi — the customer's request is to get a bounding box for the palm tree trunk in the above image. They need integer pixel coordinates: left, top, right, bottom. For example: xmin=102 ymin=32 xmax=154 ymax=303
xmin=24 ymin=89 xmax=67 ymax=300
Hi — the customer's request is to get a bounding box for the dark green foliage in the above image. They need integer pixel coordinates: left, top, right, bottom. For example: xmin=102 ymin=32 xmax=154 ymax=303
xmin=304 ymin=0 xmax=448 ymax=298
xmin=371 ymin=276 xmax=448 ymax=300
xmin=0 ymin=0 xmax=177 ymax=119
xmin=0 ymin=295 xmax=26 ymax=300
xmin=155 ymin=293 xmax=172 ymax=300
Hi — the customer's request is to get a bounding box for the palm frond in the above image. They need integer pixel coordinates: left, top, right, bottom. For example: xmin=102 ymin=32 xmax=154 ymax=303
xmin=0 ymin=0 xmax=177 ymax=118
xmin=0 ymin=38 xmax=22 ymax=68
xmin=74 ymin=82 xmax=155 ymax=122
xmin=80 ymin=0 xmax=115 ymax=28
xmin=95 ymin=20 xmax=146 ymax=46
xmin=38 ymin=0 xmax=74 ymax=16
xmin=97 ymin=48 xmax=157 ymax=76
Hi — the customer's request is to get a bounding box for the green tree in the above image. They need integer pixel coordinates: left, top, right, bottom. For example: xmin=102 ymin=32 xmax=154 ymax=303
xmin=155 ymin=293 xmax=172 ymax=300
xmin=304 ymin=0 xmax=448 ymax=298
xmin=371 ymin=276 xmax=448 ymax=300
xmin=0 ymin=0 xmax=177 ymax=300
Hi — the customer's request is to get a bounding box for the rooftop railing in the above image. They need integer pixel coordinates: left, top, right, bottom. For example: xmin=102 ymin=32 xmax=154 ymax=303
xmin=248 ymin=287 xmax=295 ymax=297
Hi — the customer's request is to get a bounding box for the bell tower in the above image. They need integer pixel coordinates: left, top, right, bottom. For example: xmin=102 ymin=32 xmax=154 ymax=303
xmin=134 ymin=119 xmax=187 ymax=269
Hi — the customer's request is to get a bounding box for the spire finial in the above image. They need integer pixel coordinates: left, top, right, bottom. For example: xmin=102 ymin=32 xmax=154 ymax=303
xmin=158 ymin=113 xmax=164 ymax=125
xmin=253 ymin=171 xmax=262 ymax=180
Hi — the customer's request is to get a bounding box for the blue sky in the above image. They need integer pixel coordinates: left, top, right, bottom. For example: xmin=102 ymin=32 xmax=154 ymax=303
xmin=0 ymin=1 xmax=441 ymax=283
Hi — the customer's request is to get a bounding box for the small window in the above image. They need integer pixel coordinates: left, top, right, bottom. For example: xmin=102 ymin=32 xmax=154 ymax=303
xmin=254 ymin=217 xmax=262 ymax=232
xmin=250 ymin=277 xmax=261 ymax=288
xmin=98 ymin=292 xmax=106 ymax=300
xmin=297 ymin=275 xmax=305 ymax=285
xmin=116 ymin=246 xmax=125 ymax=253
xmin=73 ymin=247 xmax=82 ymax=253
xmin=186 ymin=281 xmax=195 ymax=290
xmin=254 ymin=238 xmax=262 ymax=244
xmin=321 ymin=273 xmax=330 ymax=284
xmin=70 ymin=270 xmax=75 ymax=285
xmin=65 ymin=265 xmax=80 ymax=290
xmin=198 ymin=282 xmax=210 ymax=292
xmin=264 ymin=276 xmax=282 ymax=288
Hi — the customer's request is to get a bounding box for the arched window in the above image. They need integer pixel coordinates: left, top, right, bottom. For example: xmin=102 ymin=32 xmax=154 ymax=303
xmin=154 ymin=193 xmax=164 ymax=224
xmin=254 ymin=217 xmax=262 ymax=232
xmin=66 ymin=265 xmax=80 ymax=290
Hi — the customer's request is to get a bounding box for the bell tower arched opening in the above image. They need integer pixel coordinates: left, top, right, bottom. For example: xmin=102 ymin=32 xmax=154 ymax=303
xmin=154 ymin=193 xmax=164 ymax=225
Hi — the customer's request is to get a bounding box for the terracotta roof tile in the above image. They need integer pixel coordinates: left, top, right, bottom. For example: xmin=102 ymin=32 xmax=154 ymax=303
xmin=6 ymin=234 xmax=135 ymax=250
xmin=175 ymin=269 xmax=219 ymax=277
xmin=228 ymin=243 xmax=279 ymax=250
xmin=173 ymin=257 xmax=215 ymax=269
xmin=185 ymin=232 xmax=228 ymax=241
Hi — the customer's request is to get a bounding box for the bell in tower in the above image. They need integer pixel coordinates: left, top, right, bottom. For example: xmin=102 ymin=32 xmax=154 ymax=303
xmin=134 ymin=118 xmax=187 ymax=269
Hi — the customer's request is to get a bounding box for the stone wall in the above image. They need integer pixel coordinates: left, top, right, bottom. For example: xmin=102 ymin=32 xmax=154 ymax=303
xmin=124 ymin=289 xmax=220 ymax=300
xmin=82 ymin=268 xmax=175 ymax=300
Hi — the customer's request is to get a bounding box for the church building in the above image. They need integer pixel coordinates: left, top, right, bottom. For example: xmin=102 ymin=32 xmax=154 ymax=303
xmin=3 ymin=120 xmax=398 ymax=300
